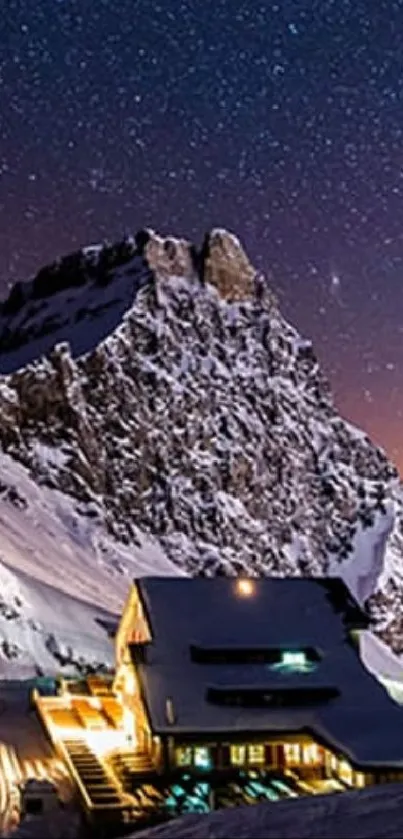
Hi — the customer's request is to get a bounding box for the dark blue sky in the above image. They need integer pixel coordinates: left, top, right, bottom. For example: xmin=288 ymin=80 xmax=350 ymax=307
xmin=1 ymin=0 xmax=403 ymax=466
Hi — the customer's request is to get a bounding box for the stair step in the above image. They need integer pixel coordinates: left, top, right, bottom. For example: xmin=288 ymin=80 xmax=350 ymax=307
xmin=124 ymin=763 xmax=154 ymax=770
xmin=127 ymin=759 xmax=153 ymax=765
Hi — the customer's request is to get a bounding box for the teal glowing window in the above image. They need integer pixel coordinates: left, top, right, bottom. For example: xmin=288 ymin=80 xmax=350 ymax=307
xmin=194 ymin=747 xmax=212 ymax=770
xmin=270 ymin=650 xmax=318 ymax=674
xmin=283 ymin=651 xmax=306 ymax=667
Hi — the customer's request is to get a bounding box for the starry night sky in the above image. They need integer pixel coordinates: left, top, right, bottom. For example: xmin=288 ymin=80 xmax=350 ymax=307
xmin=1 ymin=0 xmax=403 ymax=468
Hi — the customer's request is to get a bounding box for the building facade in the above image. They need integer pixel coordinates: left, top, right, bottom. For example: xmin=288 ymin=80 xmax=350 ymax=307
xmin=112 ymin=576 xmax=403 ymax=789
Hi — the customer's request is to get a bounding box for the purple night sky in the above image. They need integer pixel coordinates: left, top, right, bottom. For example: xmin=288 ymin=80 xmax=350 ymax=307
xmin=1 ymin=0 xmax=403 ymax=468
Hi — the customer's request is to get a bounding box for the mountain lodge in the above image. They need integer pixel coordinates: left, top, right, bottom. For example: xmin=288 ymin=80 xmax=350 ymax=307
xmin=34 ymin=575 xmax=403 ymax=830
xmin=112 ymin=575 xmax=403 ymax=787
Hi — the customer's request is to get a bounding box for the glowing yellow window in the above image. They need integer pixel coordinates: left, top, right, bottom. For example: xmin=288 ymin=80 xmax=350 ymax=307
xmin=330 ymin=753 xmax=338 ymax=771
xmin=338 ymin=758 xmax=353 ymax=785
xmin=231 ymin=745 xmax=246 ymax=765
xmin=284 ymin=743 xmax=301 ymax=765
xmin=248 ymin=745 xmax=265 ymax=764
xmin=176 ymin=747 xmax=192 ymax=767
xmin=355 ymin=772 xmax=365 ymax=788
xmin=302 ymin=744 xmax=319 ymax=764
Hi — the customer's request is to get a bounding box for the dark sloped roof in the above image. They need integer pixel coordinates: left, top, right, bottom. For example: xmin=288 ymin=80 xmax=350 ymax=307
xmin=134 ymin=576 xmax=403 ymax=767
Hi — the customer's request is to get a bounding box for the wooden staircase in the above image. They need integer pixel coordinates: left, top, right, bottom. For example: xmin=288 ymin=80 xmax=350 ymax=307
xmin=62 ymin=739 xmax=128 ymax=811
xmin=109 ymin=749 xmax=156 ymax=789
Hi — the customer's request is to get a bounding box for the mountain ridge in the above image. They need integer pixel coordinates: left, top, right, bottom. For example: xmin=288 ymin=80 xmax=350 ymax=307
xmin=0 ymin=228 xmax=269 ymax=373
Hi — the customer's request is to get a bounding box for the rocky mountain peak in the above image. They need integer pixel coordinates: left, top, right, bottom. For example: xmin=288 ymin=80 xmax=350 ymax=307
xmin=137 ymin=229 xmax=198 ymax=282
xmin=0 ymin=229 xmax=401 ymax=657
xmin=200 ymin=228 xmax=260 ymax=301
xmin=137 ymin=226 xmax=267 ymax=303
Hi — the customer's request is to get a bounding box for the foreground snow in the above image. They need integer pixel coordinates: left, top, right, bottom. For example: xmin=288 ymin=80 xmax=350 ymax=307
xmin=9 ymin=784 xmax=403 ymax=838
xmin=0 ymin=453 xmax=180 ymax=678
xmin=9 ymin=808 xmax=79 ymax=838
xmin=135 ymin=783 xmax=403 ymax=839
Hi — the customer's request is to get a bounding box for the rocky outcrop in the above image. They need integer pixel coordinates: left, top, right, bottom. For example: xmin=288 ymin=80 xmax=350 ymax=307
xmin=200 ymin=228 xmax=258 ymax=301
xmin=141 ymin=229 xmax=198 ymax=282
xmin=138 ymin=227 xmax=263 ymax=302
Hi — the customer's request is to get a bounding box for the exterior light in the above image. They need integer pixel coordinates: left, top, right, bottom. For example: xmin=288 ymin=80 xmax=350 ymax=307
xmin=236 ymin=579 xmax=255 ymax=597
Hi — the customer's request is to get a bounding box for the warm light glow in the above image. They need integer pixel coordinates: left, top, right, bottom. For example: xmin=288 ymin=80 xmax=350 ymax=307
xmin=122 ymin=706 xmax=137 ymax=748
xmin=338 ymin=758 xmax=354 ymax=785
xmin=21 ymin=760 xmax=35 ymax=779
xmin=230 ymin=744 xmax=246 ymax=765
xmin=284 ymin=743 xmax=301 ymax=765
xmin=236 ymin=579 xmax=255 ymax=597
xmin=175 ymin=746 xmax=192 ymax=767
xmin=49 ymin=719 xmax=129 ymax=756
xmin=0 ymin=744 xmax=19 ymax=786
xmin=302 ymin=743 xmax=319 ymax=764
xmin=124 ymin=667 xmax=137 ymax=696
xmin=7 ymin=746 xmax=23 ymax=785
xmin=248 ymin=744 xmax=265 ymax=764
xmin=51 ymin=725 xmax=84 ymax=739
xmin=86 ymin=729 xmax=129 ymax=756
xmin=115 ymin=583 xmax=152 ymax=666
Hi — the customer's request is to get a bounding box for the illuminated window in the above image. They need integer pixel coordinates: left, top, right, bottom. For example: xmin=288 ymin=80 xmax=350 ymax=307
xmin=284 ymin=743 xmax=301 ymax=765
xmin=248 ymin=744 xmax=265 ymax=764
xmin=175 ymin=747 xmax=192 ymax=767
xmin=231 ymin=745 xmax=246 ymax=765
xmin=194 ymin=747 xmax=211 ymax=770
xmin=302 ymin=744 xmax=319 ymax=764
xmin=282 ymin=651 xmax=306 ymax=667
xmin=355 ymin=772 xmax=365 ymax=788
xmin=330 ymin=753 xmax=338 ymax=771
xmin=338 ymin=758 xmax=353 ymax=785
xmin=270 ymin=650 xmax=317 ymax=674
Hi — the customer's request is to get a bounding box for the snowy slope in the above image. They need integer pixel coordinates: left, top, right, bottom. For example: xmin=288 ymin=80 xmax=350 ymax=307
xmin=0 ymin=453 xmax=179 ymax=677
xmin=0 ymin=227 xmax=401 ymax=666
xmin=0 ymin=246 xmax=152 ymax=374
xmin=10 ymin=784 xmax=403 ymax=838
xmin=133 ymin=783 xmax=403 ymax=839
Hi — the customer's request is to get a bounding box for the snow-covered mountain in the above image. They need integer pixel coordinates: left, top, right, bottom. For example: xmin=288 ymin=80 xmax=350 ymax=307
xmin=0 ymin=227 xmax=402 ymax=675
